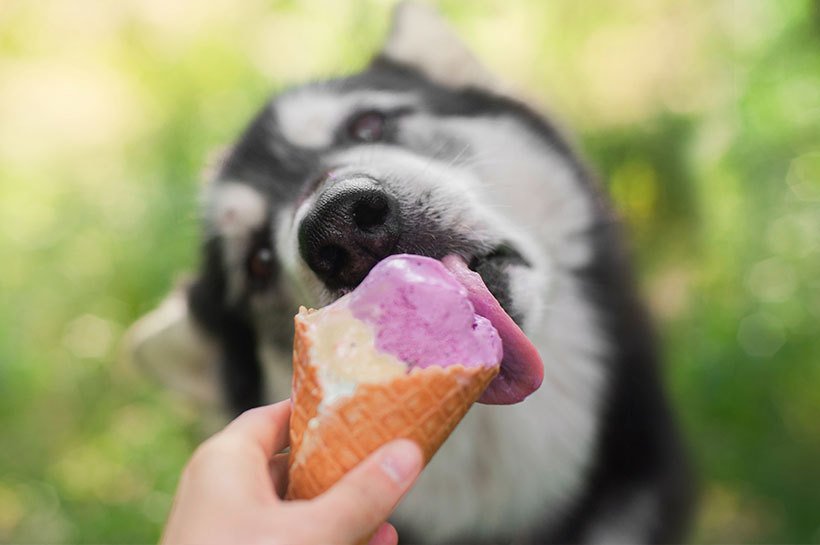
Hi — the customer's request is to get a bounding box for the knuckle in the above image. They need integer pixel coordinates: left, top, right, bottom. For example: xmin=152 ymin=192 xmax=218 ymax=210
xmin=186 ymin=434 xmax=234 ymax=472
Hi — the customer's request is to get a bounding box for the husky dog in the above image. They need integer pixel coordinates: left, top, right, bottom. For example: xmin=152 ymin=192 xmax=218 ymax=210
xmin=129 ymin=3 xmax=692 ymax=543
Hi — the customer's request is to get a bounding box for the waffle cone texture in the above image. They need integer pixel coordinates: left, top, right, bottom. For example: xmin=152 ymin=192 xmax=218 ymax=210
xmin=286 ymin=313 xmax=499 ymax=500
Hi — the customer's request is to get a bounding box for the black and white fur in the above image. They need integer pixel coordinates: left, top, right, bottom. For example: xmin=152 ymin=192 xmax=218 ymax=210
xmin=129 ymin=4 xmax=693 ymax=543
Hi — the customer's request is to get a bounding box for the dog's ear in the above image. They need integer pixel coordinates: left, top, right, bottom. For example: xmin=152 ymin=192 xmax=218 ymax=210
xmin=126 ymin=239 xmax=264 ymax=416
xmin=379 ymin=2 xmax=503 ymax=93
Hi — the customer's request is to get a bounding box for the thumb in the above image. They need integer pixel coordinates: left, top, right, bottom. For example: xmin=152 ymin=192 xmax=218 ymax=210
xmin=306 ymin=439 xmax=423 ymax=544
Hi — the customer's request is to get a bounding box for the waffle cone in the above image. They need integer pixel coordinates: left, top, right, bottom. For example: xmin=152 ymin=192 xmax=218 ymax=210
xmin=286 ymin=312 xmax=498 ymax=500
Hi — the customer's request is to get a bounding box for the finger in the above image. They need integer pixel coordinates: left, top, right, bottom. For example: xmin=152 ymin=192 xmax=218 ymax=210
xmin=269 ymin=452 xmax=290 ymax=499
xmin=367 ymin=522 xmax=398 ymax=545
xmin=222 ymin=399 xmax=291 ymax=457
xmin=306 ymin=439 xmax=422 ymax=543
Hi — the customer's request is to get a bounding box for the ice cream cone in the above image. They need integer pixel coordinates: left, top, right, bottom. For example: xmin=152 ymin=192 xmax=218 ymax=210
xmin=286 ymin=312 xmax=499 ymax=500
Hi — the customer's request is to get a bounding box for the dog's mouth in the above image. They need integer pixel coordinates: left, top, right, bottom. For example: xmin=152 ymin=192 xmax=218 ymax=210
xmin=328 ymin=242 xmax=528 ymax=318
xmin=322 ymin=242 xmax=543 ymax=404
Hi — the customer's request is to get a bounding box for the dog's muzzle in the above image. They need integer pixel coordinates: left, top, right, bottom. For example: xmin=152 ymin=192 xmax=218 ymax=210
xmin=298 ymin=175 xmax=401 ymax=290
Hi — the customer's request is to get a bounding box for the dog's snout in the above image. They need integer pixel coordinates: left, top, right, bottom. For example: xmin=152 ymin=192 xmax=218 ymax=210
xmin=298 ymin=177 xmax=401 ymax=289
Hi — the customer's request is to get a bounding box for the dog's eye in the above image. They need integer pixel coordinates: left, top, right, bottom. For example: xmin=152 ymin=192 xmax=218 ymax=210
xmin=247 ymin=246 xmax=275 ymax=288
xmin=347 ymin=111 xmax=385 ymax=143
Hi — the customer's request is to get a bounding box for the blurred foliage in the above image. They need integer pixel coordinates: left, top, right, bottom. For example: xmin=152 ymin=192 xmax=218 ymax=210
xmin=1 ymin=0 xmax=819 ymax=542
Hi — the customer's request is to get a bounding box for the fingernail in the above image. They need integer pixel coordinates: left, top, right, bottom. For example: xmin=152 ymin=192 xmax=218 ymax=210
xmin=379 ymin=440 xmax=421 ymax=484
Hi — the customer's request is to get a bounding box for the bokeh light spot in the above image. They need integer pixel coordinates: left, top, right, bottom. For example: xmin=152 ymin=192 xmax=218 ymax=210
xmin=746 ymin=257 xmax=797 ymax=303
xmin=737 ymin=312 xmax=786 ymax=358
xmin=62 ymin=314 xmax=115 ymax=360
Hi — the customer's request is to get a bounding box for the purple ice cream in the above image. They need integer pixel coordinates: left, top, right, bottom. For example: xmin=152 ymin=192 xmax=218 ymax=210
xmin=348 ymin=255 xmax=502 ymax=370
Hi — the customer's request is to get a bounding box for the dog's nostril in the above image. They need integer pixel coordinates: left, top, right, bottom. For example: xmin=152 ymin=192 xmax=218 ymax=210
xmin=352 ymin=194 xmax=390 ymax=232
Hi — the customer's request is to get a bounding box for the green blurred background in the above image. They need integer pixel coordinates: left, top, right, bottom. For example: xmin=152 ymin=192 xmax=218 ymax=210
xmin=1 ymin=0 xmax=818 ymax=542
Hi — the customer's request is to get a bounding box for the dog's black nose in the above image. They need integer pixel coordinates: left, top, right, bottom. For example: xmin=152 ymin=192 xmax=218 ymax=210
xmin=298 ymin=177 xmax=401 ymax=289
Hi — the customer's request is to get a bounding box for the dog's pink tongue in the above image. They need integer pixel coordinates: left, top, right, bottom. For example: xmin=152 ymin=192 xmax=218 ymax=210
xmin=442 ymin=255 xmax=544 ymax=404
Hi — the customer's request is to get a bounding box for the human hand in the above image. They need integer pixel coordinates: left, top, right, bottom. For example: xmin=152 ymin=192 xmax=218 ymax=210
xmin=160 ymin=400 xmax=423 ymax=545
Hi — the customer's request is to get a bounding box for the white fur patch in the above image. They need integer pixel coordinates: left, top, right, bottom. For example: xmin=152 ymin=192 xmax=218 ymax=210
xmin=507 ymin=263 xmax=547 ymax=332
xmin=206 ymin=181 xmax=267 ymax=237
xmin=274 ymin=90 xmax=417 ymax=149
xmin=204 ymin=181 xmax=268 ymax=301
xmin=439 ymin=116 xmax=597 ymax=269
xmin=273 ymin=205 xmax=326 ymax=308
